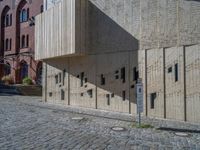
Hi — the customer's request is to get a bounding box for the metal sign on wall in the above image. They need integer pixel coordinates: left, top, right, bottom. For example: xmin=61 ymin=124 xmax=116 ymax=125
xmin=136 ymin=81 xmax=143 ymax=114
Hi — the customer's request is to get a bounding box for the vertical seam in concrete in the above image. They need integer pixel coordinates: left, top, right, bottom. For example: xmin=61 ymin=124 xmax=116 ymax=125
xmin=183 ymin=46 xmax=187 ymax=121
xmin=44 ymin=63 xmax=47 ymax=102
xmin=95 ymin=55 xmax=98 ymax=109
xmin=128 ymin=51 xmax=131 ymax=114
xmin=163 ymin=48 xmax=166 ymax=118
xmin=68 ymin=59 xmax=70 ymax=105
xmin=145 ymin=49 xmax=148 ymax=116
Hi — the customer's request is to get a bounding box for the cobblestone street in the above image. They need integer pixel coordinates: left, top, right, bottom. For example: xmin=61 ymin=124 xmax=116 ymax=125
xmin=0 ymin=96 xmax=200 ymax=150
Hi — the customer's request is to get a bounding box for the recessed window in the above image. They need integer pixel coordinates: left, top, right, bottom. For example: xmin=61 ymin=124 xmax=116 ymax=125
xmin=133 ymin=67 xmax=138 ymax=81
xmin=121 ymin=67 xmax=125 ymax=83
xmin=55 ymin=75 xmax=58 ymax=84
xmin=87 ymin=89 xmax=93 ymax=98
xmin=101 ymin=74 xmax=105 ymax=85
xmin=40 ymin=5 xmax=44 ymax=13
xmin=168 ymin=67 xmax=172 ymax=73
xmin=106 ymin=94 xmax=110 ymax=105
xmin=150 ymin=93 xmax=157 ymax=109
xmin=49 ymin=92 xmax=52 ymax=97
xmin=80 ymin=72 xmax=84 ymax=87
xmin=59 ymin=73 xmax=62 ymax=83
xmin=111 ymin=93 xmax=114 ymax=98
xmin=20 ymin=8 xmax=29 ymax=23
xmin=122 ymin=91 xmax=126 ymax=101
xmin=61 ymin=89 xmax=65 ymax=100
xmin=175 ymin=63 xmax=178 ymax=82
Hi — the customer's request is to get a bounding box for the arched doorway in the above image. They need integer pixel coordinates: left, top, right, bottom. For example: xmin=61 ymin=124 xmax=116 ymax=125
xmin=36 ymin=64 xmax=42 ymax=85
xmin=4 ymin=62 xmax=11 ymax=75
xmin=20 ymin=61 xmax=28 ymax=81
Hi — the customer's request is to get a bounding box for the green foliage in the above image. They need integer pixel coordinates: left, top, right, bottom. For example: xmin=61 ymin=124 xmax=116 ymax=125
xmin=22 ymin=77 xmax=33 ymax=85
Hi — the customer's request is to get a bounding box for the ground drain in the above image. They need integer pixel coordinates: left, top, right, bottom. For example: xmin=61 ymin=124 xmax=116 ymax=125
xmin=175 ymin=132 xmax=190 ymax=137
xmin=111 ymin=127 xmax=126 ymax=132
xmin=71 ymin=117 xmax=84 ymax=121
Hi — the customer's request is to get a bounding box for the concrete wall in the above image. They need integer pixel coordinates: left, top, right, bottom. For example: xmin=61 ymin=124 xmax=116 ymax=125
xmin=38 ymin=0 xmax=200 ymax=123
xmin=35 ymin=0 xmax=87 ymax=60
xmin=44 ymin=51 xmax=138 ymax=114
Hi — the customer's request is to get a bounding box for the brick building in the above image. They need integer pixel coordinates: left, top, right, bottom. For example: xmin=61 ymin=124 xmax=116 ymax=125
xmin=0 ymin=0 xmax=43 ymax=84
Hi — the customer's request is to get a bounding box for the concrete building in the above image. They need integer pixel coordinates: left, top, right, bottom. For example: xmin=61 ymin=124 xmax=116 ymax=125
xmin=0 ymin=0 xmax=43 ymax=84
xmin=35 ymin=0 xmax=200 ymax=123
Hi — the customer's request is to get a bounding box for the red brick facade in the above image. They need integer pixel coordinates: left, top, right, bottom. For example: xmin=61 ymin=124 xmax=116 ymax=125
xmin=0 ymin=0 xmax=43 ymax=84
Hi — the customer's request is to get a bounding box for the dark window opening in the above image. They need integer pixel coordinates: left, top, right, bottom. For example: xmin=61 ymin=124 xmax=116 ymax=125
xmin=87 ymin=89 xmax=93 ymax=98
xmin=85 ymin=78 xmax=87 ymax=83
xmin=121 ymin=67 xmax=126 ymax=83
xmin=59 ymin=73 xmax=62 ymax=83
xmin=131 ymin=85 xmax=135 ymax=89
xmin=111 ymin=93 xmax=114 ymax=98
xmin=150 ymin=93 xmax=157 ymax=109
xmin=122 ymin=91 xmax=126 ymax=101
xmin=81 ymin=93 xmax=84 ymax=97
xmin=49 ymin=92 xmax=52 ymax=97
xmin=133 ymin=67 xmax=139 ymax=81
xmin=175 ymin=63 xmax=178 ymax=82
xmin=40 ymin=5 xmax=44 ymax=13
xmin=80 ymin=72 xmax=84 ymax=87
xmin=55 ymin=75 xmax=58 ymax=84
xmin=63 ymin=69 xmax=66 ymax=85
xmin=115 ymin=75 xmax=119 ymax=79
xmin=106 ymin=94 xmax=110 ymax=105
xmin=61 ymin=89 xmax=65 ymax=100
xmin=168 ymin=67 xmax=172 ymax=73
xmin=101 ymin=74 xmax=105 ymax=85
xmin=77 ymin=75 xmax=80 ymax=78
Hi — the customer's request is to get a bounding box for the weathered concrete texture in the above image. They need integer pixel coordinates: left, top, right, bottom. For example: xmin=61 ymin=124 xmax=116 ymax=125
xmin=35 ymin=0 xmax=87 ymax=60
xmin=44 ymin=51 xmax=138 ymax=115
xmin=140 ymin=0 xmax=200 ymax=49
xmin=140 ymin=44 xmax=200 ymax=123
xmin=185 ymin=45 xmax=200 ymax=123
xmin=146 ymin=48 xmax=164 ymax=118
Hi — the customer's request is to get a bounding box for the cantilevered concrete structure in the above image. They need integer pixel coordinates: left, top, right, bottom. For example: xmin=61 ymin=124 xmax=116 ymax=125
xmin=35 ymin=0 xmax=200 ymax=123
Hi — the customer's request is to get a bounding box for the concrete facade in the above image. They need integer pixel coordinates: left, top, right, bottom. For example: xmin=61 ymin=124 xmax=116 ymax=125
xmin=35 ymin=0 xmax=200 ymax=123
xmin=0 ymin=0 xmax=43 ymax=84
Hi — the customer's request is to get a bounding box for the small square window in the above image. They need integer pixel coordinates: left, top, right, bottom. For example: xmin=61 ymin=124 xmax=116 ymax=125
xmin=168 ymin=67 xmax=172 ymax=73
xmin=49 ymin=92 xmax=52 ymax=97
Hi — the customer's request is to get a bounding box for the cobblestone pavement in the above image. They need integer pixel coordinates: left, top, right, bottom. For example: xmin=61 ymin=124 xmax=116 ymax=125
xmin=0 ymin=96 xmax=200 ymax=150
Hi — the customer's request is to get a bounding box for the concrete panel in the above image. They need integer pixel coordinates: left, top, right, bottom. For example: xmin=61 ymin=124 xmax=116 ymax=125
xmin=96 ymin=52 xmax=130 ymax=113
xmin=179 ymin=1 xmax=200 ymax=46
xmin=185 ymin=45 xmax=200 ymax=123
xmin=165 ymin=47 xmax=184 ymax=121
xmin=35 ymin=0 xmax=87 ymax=60
xmin=69 ymin=56 xmax=96 ymax=109
xmin=146 ymin=48 xmax=164 ymax=118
